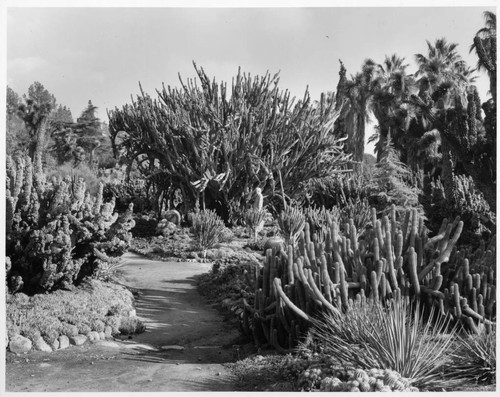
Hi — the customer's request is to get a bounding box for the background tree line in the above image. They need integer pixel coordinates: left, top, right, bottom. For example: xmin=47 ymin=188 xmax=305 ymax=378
xmin=6 ymin=12 xmax=496 ymax=246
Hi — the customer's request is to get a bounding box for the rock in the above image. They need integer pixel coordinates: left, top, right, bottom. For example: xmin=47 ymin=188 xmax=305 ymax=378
xmin=128 ymin=309 xmax=136 ymax=317
xmin=156 ymin=220 xmax=177 ymax=236
xmin=33 ymin=336 xmax=52 ymax=352
xmin=104 ymin=326 xmax=113 ymax=338
xmin=186 ymin=251 xmax=199 ymax=259
xmin=58 ymin=335 xmax=70 ymax=350
xmin=263 ymin=237 xmax=284 ymax=254
xmin=69 ymin=334 xmax=87 ymax=346
xmin=32 ymin=336 xmax=52 ymax=352
xmin=164 ymin=209 xmax=181 ymax=225
xmin=98 ymin=331 xmax=106 ymax=340
xmin=9 ymin=335 xmax=32 ymax=354
xmin=87 ymin=331 xmax=100 ymax=343
xmin=50 ymin=339 xmax=59 ymax=351
xmin=160 ymin=345 xmax=184 ymax=351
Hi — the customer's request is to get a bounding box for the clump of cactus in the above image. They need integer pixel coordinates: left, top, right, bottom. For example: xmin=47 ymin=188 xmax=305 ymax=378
xmin=6 ymin=155 xmax=135 ymax=294
xmin=314 ymin=368 xmax=418 ymax=392
xmin=241 ymin=204 xmax=495 ymax=352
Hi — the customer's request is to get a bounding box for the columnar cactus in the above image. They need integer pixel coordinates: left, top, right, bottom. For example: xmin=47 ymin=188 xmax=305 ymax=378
xmin=242 ymin=204 xmax=495 ymax=350
xmin=6 ymin=154 xmax=135 ymax=294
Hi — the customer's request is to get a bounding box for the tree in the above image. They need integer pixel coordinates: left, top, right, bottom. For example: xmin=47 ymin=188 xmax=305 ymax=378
xmin=74 ymin=100 xmax=104 ymax=167
xmin=470 ymin=11 xmax=496 ymax=100
xmin=25 ymin=81 xmax=56 ymax=110
xmin=370 ymin=54 xmax=418 ymax=164
xmin=6 ymin=86 xmax=30 ymax=155
xmin=17 ymin=82 xmax=56 ymax=158
xmin=411 ymin=35 xmax=495 ymax=210
xmin=369 ymin=134 xmax=421 ymax=213
xmin=342 ymin=60 xmax=380 ymax=164
xmin=108 ymin=63 xmax=351 ymax=220
xmin=415 ymin=38 xmax=475 ymax=96
xmin=52 ymin=105 xmax=73 ymax=124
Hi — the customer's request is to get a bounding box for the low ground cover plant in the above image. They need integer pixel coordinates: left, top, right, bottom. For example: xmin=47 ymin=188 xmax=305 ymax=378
xmin=6 ymin=278 xmax=144 ymax=347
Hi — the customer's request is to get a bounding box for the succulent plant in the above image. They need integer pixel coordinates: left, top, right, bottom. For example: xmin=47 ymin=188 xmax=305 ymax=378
xmin=241 ymin=204 xmax=495 ymax=352
xmin=6 ymin=154 xmax=135 ymax=294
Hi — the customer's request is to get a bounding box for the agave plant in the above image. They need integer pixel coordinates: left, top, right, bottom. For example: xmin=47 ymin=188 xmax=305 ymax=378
xmin=306 ymin=299 xmax=462 ymax=391
xmin=448 ymin=325 xmax=496 ymax=385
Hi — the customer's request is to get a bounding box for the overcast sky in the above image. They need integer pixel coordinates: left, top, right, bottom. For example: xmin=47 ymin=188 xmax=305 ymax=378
xmin=5 ymin=2 xmax=496 ymax=152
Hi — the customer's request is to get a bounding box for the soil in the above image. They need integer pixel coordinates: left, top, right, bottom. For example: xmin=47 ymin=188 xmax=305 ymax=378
xmin=5 ymin=252 xmax=246 ymax=392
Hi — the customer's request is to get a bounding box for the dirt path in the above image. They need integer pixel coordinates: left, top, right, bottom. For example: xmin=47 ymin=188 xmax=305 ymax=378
xmin=5 ymin=252 xmax=242 ymax=392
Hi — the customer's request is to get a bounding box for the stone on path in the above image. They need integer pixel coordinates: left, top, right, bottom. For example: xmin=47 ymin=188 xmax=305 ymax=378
xmin=9 ymin=335 xmax=32 ymax=354
xmin=69 ymin=335 xmax=87 ymax=346
xmin=58 ymin=335 xmax=70 ymax=350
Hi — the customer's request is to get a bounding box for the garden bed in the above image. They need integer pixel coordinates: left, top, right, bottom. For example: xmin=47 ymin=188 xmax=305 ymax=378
xmin=6 ymin=278 xmax=145 ymax=354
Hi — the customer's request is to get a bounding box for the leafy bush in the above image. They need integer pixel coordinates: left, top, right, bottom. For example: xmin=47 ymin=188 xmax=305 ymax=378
xmin=190 ymin=209 xmax=226 ymax=252
xmin=305 ymin=299 xmax=461 ymax=390
xmin=118 ymin=316 xmax=146 ymax=335
xmin=6 ymin=154 xmax=135 ymax=294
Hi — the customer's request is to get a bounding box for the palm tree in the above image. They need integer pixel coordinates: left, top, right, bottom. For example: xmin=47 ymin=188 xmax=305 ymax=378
xmin=413 ymin=38 xmax=476 ymax=179
xmin=470 ymin=11 xmax=496 ymax=100
xmin=343 ymin=59 xmax=380 ymax=164
xmin=370 ymin=54 xmax=418 ymax=163
xmin=415 ymin=38 xmax=476 ymax=97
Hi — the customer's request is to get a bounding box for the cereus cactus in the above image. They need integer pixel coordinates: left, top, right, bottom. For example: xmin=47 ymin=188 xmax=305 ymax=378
xmin=6 ymin=155 xmax=135 ymax=294
xmin=241 ymin=204 xmax=495 ymax=351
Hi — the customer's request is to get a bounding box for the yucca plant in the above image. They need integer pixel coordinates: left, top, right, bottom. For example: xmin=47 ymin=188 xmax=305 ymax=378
xmin=277 ymin=206 xmax=306 ymax=246
xmin=190 ymin=209 xmax=226 ymax=256
xmin=448 ymin=326 xmax=496 ymax=385
xmin=306 ymin=299 xmax=462 ymax=391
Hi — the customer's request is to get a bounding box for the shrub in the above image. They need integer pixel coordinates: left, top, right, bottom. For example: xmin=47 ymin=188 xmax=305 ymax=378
xmin=60 ymin=323 xmax=79 ymax=337
xmin=118 ymin=316 xmax=146 ymax=335
xmin=6 ymin=154 xmax=135 ymax=294
xmin=190 ymin=210 xmax=226 ymax=253
xmin=306 ymin=299 xmax=461 ymax=390
xmin=45 ymin=162 xmax=101 ymax=196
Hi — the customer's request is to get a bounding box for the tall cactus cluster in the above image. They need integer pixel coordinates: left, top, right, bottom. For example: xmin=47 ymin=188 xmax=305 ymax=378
xmin=6 ymin=155 xmax=135 ymax=294
xmin=242 ymin=205 xmax=495 ymax=351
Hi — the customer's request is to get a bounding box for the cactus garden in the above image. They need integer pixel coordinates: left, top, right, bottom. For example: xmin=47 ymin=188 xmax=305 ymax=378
xmin=5 ymin=6 xmax=496 ymax=393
